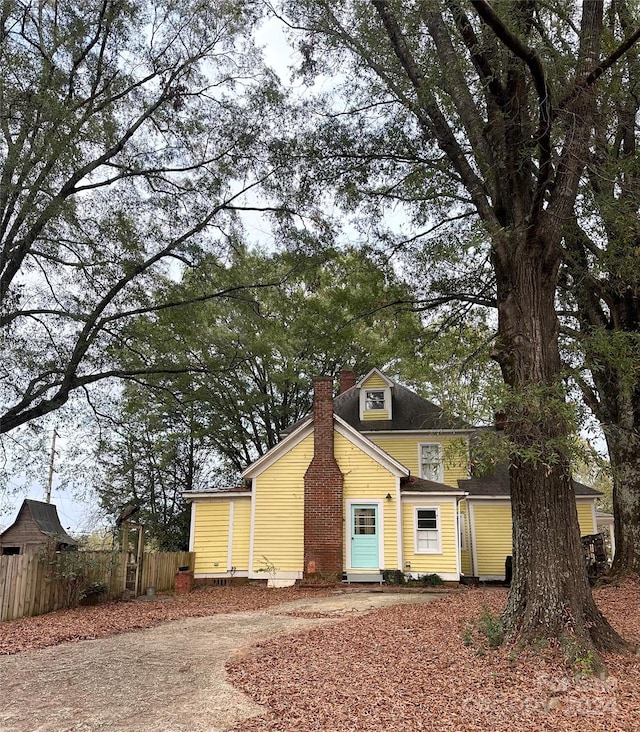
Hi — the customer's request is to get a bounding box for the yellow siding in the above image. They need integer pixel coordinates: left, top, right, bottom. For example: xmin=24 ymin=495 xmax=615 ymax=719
xmin=362 ymin=373 xmax=388 ymax=389
xmin=471 ymin=499 xmax=598 ymax=577
xmin=193 ymin=501 xmax=230 ymax=574
xmin=252 ymin=434 xmax=312 ymax=573
xmin=335 ymin=432 xmax=398 ymax=569
xmin=231 ymin=499 xmax=251 ymax=570
xmin=459 ymin=501 xmax=472 ymax=575
xmin=361 ymin=374 xmax=390 ymax=420
xmin=401 ymin=500 xmax=458 ymax=575
xmin=471 ymin=502 xmax=513 ymax=577
xmin=577 ymin=501 xmax=596 ymax=534
xmin=368 ymin=435 xmax=469 ymax=485
xmin=363 ymin=409 xmax=389 ymax=420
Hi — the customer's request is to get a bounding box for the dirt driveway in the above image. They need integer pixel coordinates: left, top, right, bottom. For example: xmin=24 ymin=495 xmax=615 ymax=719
xmin=0 ymin=591 xmax=442 ymax=732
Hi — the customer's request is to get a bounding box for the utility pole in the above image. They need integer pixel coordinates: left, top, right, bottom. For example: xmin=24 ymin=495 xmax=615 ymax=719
xmin=46 ymin=428 xmax=59 ymax=504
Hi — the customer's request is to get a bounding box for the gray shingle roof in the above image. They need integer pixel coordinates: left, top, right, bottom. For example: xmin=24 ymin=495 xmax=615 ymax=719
xmin=458 ymin=463 xmax=602 ymax=497
xmin=333 ymin=382 xmax=470 ymax=432
xmin=400 ymin=476 xmax=464 ymax=493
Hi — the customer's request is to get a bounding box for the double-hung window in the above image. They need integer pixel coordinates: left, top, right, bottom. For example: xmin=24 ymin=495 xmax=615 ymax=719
xmin=415 ymin=507 xmax=441 ymax=553
xmin=365 ymin=390 xmax=385 ymax=411
xmin=420 ymin=443 xmax=443 ymax=482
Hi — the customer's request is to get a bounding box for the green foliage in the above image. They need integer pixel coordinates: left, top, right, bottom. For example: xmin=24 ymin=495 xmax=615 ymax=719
xmin=416 ymin=573 xmax=444 ymax=587
xmin=108 ymin=245 xmax=423 ymax=476
xmin=461 ymin=605 xmax=505 ymax=654
xmin=382 ymin=569 xmax=406 ymax=585
xmin=95 ymin=395 xmax=195 ymax=550
xmin=42 ymin=547 xmax=118 ymax=609
xmin=560 ymin=637 xmax=598 ymax=678
xmin=478 ymin=606 xmax=505 ymax=648
xmin=0 ymin=0 xmax=277 ymax=434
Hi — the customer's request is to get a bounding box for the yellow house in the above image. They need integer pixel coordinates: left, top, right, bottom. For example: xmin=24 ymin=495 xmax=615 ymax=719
xmin=185 ymin=368 xmax=600 ymax=585
xmin=458 ymin=466 xmax=601 ymax=580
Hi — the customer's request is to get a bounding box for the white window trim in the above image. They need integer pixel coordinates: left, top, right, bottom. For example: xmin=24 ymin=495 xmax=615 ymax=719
xmin=359 ymin=385 xmax=392 ymax=420
xmin=365 ymin=389 xmax=385 ymax=410
xmin=418 ymin=442 xmax=444 ymax=482
xmin=414 ymin=505 xmax=442 ymax=555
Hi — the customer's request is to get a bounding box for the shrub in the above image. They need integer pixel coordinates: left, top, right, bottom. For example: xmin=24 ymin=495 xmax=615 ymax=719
xmin=382 ymin=569 xmax=406 ymax=585
xmin=418 ymin=573 xmax=444 ymax=587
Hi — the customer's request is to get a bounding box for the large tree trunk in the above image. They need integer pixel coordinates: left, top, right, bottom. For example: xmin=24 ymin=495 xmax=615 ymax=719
xmin=564 ymin=223 xmax=640 ymax=579
xmin=606 ymin=427 xmax=640 ymax=576
xmin=310 ymin=0 xmax=638 ymax=668
xmin=494 ymin=233 xmax=628 ymax=664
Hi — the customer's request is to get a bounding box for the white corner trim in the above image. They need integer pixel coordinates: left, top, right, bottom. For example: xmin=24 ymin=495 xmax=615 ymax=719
xmin=242 ymin=418 xmax=313 ymax=479
xmin=227 ymin=501 xmax=235 ymax=572
xmin=188 ymin=502 xmax=196 ymax=552
xmin=469 ymin=501 xmax=478 ymax=577
xmin=248 ymin=478 xmax=256 ymax=574
xmin=396 ymin=477 xmax=403 ymax=572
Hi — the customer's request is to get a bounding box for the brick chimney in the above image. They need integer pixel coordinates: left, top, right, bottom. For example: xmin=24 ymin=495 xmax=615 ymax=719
xmin=303 ymin=376 xmax=344 ymax=581
xmin=339 ymin=369 xmax=356 ymax=394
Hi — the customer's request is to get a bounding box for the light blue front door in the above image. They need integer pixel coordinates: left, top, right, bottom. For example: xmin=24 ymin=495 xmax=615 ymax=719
xmin=350 ymin=504 xmax=379 ymax=569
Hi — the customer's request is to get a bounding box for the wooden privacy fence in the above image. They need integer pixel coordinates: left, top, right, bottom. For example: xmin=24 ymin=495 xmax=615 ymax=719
xmin=0 ymin=550 xmax=193 ymax=622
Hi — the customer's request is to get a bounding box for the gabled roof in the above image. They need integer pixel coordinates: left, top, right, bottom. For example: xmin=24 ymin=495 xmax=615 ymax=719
xmin=241 ymin=413 xmax=411 ymax=481
xmin=356 ymin=367 xmax=395 ymax=388
xmin=0 ymin=499 xmax=77 ymax=545
xmin=333 ymin=380 xmax=470 ymax=432
xmin=459 ymin=463 xmax=602 ymax=497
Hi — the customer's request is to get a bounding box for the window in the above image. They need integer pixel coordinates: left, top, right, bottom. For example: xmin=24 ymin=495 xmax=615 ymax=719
xmin=415 ymin=507 xmax=440 ymax=553
xmin=354 ymin=507 xmax=376 ymax=535
xmin=420 ymin=443 xmax=443 ymax=482
xmin=365 ymin=390 xmax=385 ymax=410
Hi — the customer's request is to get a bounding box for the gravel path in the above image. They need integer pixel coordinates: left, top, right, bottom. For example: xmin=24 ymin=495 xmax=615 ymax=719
xmin=0 ymin=591 xmax=442 ymax=732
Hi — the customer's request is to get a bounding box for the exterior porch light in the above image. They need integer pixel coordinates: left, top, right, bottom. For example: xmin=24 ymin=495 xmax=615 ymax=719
xmin=385 ymin=493 xmax=392 ymax=501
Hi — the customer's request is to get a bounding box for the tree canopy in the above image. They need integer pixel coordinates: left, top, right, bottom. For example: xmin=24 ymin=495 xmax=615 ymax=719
xmin=0 ymin=0 xmax=279 ymax=434
xmin=269 ymin=0 xmax=640 ymax=667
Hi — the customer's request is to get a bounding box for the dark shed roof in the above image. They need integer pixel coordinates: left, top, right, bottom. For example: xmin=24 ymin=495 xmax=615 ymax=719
xmin=0 ymin=499 xmax=78 ymax=545
xmin=400 ymin=476 xmax=464 ymax=493
xmin=459 ymin=463 xmax=602 ymax=497
xmin=333 ymin=382 xmax=470 ymax=432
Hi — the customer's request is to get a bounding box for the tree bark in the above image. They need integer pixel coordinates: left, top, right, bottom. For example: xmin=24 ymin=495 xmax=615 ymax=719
xmin=494 ymin=230 xmax=629 ymax=663
xmin=606 ymin=428 xmax=640 ymax=576
xmin=291 ymin=0 xmax=640 ymax=667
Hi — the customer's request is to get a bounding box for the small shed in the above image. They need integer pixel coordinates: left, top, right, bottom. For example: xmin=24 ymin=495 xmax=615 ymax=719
xmin=0 ymin=499 xmax=77 ymax=555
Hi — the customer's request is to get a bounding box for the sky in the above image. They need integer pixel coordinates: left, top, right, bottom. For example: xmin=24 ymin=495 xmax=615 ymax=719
xmin=1 ymin=14 xmax=298 ymax=539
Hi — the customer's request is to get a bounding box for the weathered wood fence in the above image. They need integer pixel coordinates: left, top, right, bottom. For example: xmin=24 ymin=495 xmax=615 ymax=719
xmin=0 ymin=550 xmax=193 ymax=622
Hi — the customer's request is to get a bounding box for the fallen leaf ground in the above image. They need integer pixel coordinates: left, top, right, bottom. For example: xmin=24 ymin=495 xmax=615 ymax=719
xmin=227 ymin=579 xmax=640 ymax=732
xmin=0 ymin=584 xmax=335 ymax=655
xmin=1 ymin=580 xmax=638 ymax=731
